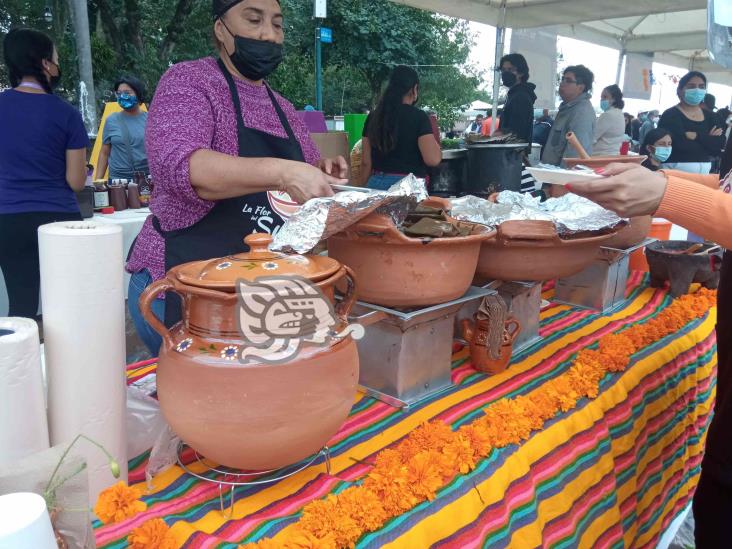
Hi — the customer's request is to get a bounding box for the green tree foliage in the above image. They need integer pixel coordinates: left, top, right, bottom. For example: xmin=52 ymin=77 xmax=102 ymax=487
xmin=2 ymin=0 xmax=485 ymax=128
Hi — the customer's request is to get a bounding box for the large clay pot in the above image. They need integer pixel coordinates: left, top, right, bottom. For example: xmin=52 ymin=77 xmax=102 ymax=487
xmin=461 ymin=317 xmax=521 ymax=374
xmin=476 ymin=220 xmax=617 ymax=282
xmin=328 ymin=199 xmax=496 ymax=308
xmin=139 ymin=233 xmax=360 ymax=470
xmin=604 ymin=215 xmax=652 ymax=249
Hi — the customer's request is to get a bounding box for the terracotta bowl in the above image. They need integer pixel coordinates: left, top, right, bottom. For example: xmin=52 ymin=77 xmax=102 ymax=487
xmin=157 ymin=333 xmax=358 ymax=471
xmin=563 ymin=155 xmax=646 ymax=170
xmin=328 ymin=204 xmax=496 ymax=308
xmin=476 ymin=220 xmax=617 ymax=282
xmin=604 ymin=215 xmax=652 ymax=249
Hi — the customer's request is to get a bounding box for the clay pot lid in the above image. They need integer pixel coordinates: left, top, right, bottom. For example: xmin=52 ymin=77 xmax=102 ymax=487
xmin=173 ymin=233 xmax=341 ymax=291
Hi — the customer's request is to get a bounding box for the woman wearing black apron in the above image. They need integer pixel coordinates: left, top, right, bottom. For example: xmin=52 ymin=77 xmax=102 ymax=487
xmin=568 ymin=161 xmax=732 ymax=548
xmin=126 ymin=0 xmax=347 ymax=354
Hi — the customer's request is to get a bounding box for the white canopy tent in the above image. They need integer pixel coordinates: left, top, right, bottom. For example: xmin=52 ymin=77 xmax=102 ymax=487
xmin=389 ymin=0 xmax=728 ymax=128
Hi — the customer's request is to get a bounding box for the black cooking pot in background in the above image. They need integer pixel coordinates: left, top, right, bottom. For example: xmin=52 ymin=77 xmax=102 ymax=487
xmin=465 ymin=143 xmax=527 ymax=197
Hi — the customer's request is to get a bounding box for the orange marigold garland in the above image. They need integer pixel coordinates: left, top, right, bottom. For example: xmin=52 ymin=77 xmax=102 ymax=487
xmin=94 ymin=481 xmax=147 ymax=525
xmin=246 ymin=288 xmax=718 ymax=549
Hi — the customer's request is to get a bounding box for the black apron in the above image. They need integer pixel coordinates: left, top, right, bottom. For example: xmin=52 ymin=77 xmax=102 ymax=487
xmin=153 ymin=58 xmax=305 ymax=324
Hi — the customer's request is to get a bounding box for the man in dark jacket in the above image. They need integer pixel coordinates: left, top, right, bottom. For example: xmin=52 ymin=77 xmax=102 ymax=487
xmin=496 ymin=53 xmax=537 ymax=150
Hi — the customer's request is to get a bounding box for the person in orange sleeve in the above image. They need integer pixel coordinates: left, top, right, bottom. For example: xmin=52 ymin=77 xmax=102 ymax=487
xmin=568 ymin=162 xmax=732 ymax=549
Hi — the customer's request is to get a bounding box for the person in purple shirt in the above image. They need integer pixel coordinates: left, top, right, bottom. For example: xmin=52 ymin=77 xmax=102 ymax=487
xmin=0 ymin=28 xmax=89 ymax=319
xmin=126 ymin=0 xmax=348 ymax=354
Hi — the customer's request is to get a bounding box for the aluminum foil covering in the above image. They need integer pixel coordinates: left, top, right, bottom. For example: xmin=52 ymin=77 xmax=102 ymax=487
xmin=450 ymin=191 xmax=625 ymax=236
xmin=271 ymin=175 xmax=428 ymax=254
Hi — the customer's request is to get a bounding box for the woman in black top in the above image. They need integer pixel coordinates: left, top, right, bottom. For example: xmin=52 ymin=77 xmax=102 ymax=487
xmin=639 ymin=128 xmax=672 ymax=172
xmin=495 ymin=53 xmax=536 ymax=146
xmin=358 ymin=66 xmax=441 ymax=189
xmin=658 ymin=71 xmax=724 ymax=174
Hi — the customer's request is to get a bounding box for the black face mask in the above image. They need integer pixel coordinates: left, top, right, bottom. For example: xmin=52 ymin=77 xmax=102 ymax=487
xmin=221 ymin=22 xmax=283 ymax=81
xmin=501 ymin=71 xmax=517 ymax=87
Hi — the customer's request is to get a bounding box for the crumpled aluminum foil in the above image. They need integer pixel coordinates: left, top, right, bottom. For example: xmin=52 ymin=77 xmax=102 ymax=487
xmin=271 ymin=174 xmax=428 ymax=254
xmin=450 ymin=191 xmax=625 ymax=236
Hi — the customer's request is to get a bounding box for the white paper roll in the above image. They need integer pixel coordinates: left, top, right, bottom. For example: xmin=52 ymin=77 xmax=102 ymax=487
xmin=0 ymin=318 xmax=49 ymax=466
xmin=39 ymin=222 xmax=128 ymax=505
xmin=0 ymin=492 xmax=57 ymax=549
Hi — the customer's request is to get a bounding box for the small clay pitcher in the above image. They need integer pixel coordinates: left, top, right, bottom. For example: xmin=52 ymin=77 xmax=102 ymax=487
xmin=461 ymin=316 xmax=521 ymax=375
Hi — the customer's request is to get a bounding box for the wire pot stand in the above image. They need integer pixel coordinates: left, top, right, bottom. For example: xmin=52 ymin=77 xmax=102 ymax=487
xmin=176 ymin=442 xmax=332 ymax=518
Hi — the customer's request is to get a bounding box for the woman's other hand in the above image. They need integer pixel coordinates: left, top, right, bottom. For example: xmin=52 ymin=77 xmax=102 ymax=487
xmin=282 ymin=161 xmax=343 ymax=203
xmin=317 ymin=156 xmax=349 ymax=179
xmin=566 ymin=163 xmax=667 ymax=217
xmin=685 ymin=131 xmax=698 ymax=140
xmin=710 ymin=127 xmax=724 ymax=137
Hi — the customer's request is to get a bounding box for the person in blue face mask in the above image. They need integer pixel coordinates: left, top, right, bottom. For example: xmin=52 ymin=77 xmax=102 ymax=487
xmin=640 ymin=128 xmax=672 ymax=171
xmin=96 ymin=75 xmax=149 ymax=182
xmin=658 ymin=71 xmax=724 ymax=176
xmin=593 ymin=84 xmax=626 ymax=156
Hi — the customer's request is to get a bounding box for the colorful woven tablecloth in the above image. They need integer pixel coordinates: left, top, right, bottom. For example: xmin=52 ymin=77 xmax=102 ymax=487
xmin=96 ymin=273 xmax=717 ymax=548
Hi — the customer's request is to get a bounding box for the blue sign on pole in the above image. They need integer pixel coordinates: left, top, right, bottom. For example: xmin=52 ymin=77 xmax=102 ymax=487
xmin=320 ymin=27 xmax=333 ymax=44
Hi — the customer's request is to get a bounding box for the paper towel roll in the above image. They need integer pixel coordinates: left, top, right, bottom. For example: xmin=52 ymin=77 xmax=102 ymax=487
xmin=0 ymin=492 xmax=57 ymax=549
xmin=0 ymin=317 xmax=49 ymax=466
xmin=39 ymin=222 xmax=128 ymax=505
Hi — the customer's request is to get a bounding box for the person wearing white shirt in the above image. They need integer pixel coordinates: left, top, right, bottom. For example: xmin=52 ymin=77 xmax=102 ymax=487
xmin=593 ymin=84 xmax=627 ymax=156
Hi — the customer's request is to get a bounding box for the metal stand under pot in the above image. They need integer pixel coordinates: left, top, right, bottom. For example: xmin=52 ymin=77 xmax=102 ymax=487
xmin=554 ymin=238 xmax=655 ymax=312
xmin=455 ymin=281 xmax=543 ymax=355
xmin=350 ymin=286 xmax=495 ymax=408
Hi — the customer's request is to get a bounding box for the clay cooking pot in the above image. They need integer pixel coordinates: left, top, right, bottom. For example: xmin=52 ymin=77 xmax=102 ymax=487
xmin=328 ymin=197 xmax=496 ymax=308
xmin=139 ymin=233 xmax=360 ymax=470
xmin=476 ymin=220 xmax=617 ymax=282
xmin=604 ymin=215 xmax=652 ymax=249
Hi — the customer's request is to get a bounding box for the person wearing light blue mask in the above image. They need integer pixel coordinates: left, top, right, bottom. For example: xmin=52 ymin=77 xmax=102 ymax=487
xmin=657 ymin=70 xmax=723 ymax=175
xmin=96 ymin=75 xmax=150 ymax=182
xmin=658 ymin=70 xmax=725 ymax=241
xmin=593 ymin=84 xmax=626 ymax=156
xmin=640 ymin=128 xmax=672 ymax=171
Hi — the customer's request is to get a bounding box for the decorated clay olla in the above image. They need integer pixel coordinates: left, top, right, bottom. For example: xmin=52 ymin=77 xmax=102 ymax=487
xmin=461 ymin=317 xmax=521 ymax=375
xmin=328 ymin=201 xmax=496 ymax=308
xmin=604 ymin=215 xmax=652 ymax=249
xmin=476 ymin=220 xmax=617 ymax=282
xmin=139 ymin=233 xmax=360 ymax=470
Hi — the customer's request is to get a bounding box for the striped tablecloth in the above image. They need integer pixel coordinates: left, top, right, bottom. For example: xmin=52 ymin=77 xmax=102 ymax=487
xmin=96 ymin=272 xmax=717 ymax=548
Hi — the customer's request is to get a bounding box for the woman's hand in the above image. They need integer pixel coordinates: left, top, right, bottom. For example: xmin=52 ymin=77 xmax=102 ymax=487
xmin=566 ymin=163 xmax=667 ymax=217
xmin=281 ymin=161 xmax=344 ymax=203
xmin=685 ymin=131 xmax=698 ymax=140
xmin=317 ymin=156 xmax=349 ymax=179
xmin=710 ymin=127 xmax=724 ymax=137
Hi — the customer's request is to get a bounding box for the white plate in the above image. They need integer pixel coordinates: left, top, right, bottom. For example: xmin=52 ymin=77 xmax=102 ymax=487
xmin=526 ymin=167 xmax=603 ymax=186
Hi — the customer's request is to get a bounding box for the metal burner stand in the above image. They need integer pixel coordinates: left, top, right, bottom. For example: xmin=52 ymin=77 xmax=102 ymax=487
xmin=455 ymin=280 xmax=543 ymax=355
xmin=350 ymin=286 xmax=495 ymax=408
xmin=176 ymin=442 xmax=331 ymax=518
xmin=554 ymin=238 xmax=655 ymax=313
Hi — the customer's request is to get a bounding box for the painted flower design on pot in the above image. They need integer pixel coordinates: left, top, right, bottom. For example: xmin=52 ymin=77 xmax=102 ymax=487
xmin=176 ymin=338 xmax=193 ymax=353
xmin=220 ymin=345 xmax=239 ymax=360
xmin=216 ymin=261 xmax=232 ymax=271
xmin=262 ymin=262 xmax=279 ymax=271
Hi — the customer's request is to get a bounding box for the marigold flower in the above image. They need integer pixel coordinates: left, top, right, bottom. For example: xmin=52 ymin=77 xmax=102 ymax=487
xmin=94 ymin=481 xmax=147 ymax=524
xmin=127 ymin=518 xmax=176 ymax=549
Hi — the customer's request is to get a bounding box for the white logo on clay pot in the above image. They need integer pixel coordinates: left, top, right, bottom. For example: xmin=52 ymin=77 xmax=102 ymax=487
xmin=235 ymin=275 xmax=364 ymax=364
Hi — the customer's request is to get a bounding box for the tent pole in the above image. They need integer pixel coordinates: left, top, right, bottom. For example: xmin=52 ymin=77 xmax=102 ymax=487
xmin=615 ymin=47 xmax=626 ymax=86
xmin=491 ymin=1 xmax=507 ymax=135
